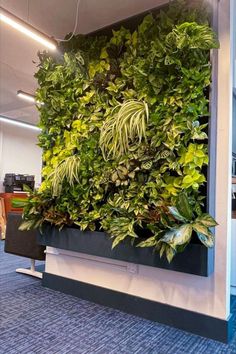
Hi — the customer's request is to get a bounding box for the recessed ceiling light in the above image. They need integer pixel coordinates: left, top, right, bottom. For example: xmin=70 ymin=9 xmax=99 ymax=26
xmin=0 ymin=6 xmax=57 ymax=50
xmin=0 ymin=115 xmax=41 ymax=131
xmin=17 ymin=90 xmax=44 ymax=105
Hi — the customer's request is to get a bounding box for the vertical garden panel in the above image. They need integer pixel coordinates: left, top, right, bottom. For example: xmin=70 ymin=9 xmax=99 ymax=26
xmin=21 ymin=1 xmax=218 ymax=275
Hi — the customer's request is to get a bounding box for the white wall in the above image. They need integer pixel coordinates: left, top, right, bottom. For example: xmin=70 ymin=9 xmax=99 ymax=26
xmin=0 ymin=122 xmax=42 ymax=192
xmin=45 ymin=0 xmax=233 ymax=322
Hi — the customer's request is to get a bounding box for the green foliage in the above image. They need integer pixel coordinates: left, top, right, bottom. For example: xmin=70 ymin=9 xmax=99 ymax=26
xmin=101 ymin=217 xmax=138 ymax=248
xmin=11 ymin=197 xmax=29 ymax=208
xmin=19 ymin=188 xmax=72 ymax=230
xmin=50 ymin=155 xmax=81 ymax=197
xmin=22 ymin=0 xmax=219 ymax=262
xmin=138 ymin=193 xmax=217 ymax=262
xmin=100 ymin=100 xmax=149 ymax=159
xmin=166 ymin=22 xmax=219 ymax=50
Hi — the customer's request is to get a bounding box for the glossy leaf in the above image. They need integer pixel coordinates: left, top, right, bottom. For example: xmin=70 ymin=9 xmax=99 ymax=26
xmin=196 ymin=214 xmax=218 ymax=227
xmin=168 ymin=207 xmax=187 ymax=222
xmin=176 ymin=193 xmax=193 ymax=221
xmin=196 ymin=231 xmax=214 ymax=248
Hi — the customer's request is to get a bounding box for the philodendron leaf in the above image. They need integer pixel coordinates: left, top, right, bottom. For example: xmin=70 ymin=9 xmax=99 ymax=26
xmin=159 ymin=243 xmax=166 ymax=258
xmin=176 ymin=193 xmax=193 ymax=221
xmin=137 ymin=236 xmax=156 ymax=248
xmin=196 ymin=213 xmax=218 ymax=228
xmin=172 ymin=224 xmax=192 ymax=246
xmin=112 ymin=234 xmax=128 ymax=249
xmin=160 ymin=224 xmax=192 ymax=247
xmin=160 ymin=228 xmax=177 ymax=244
xmin=196 ymin=231 xmax=214 ymax=248
xmin=192 ymin=223 xmax=212 ymax=237
xmin=168 ymin=206 xmax=187 ymax=222
xmin=166 ymin=245 xmax=176 ymax=263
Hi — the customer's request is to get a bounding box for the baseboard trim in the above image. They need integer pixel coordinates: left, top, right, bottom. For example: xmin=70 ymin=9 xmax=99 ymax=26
xmin=42 ymin=272 xmax=233 ymax=343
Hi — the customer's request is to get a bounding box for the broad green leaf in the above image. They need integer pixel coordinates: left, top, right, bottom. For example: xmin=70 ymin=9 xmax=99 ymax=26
xmin=172 ymin=224 xmax=192 ymax=246
xmin=192 ymin=132 xmax=208 ymax=140
xmin=176 ymin=193 xmax=193 ymax=221
xmin=159 ymin=225 xmax=192 ymax=249
xmin=197 ymin=213 xmax=218 ymax=227
xmin=100 ymin=47 xmax=108 ymax=59
xmin=192 ymin=223 xmax=212 ymax=237
xmin=137 ymin=236 xmax=156 ymax=248
xmin=194 ymin=203 xmax=202 ymax=216
xmin=112 ymin=234 xmax=128 ymax=249
xmin=195 ymin=150 xmax=205 ymax=158
xmin=182 ymin=175 xmax=193 ymax=185
xmin=196 ymin=232 xmax=214 ymax=248
xmin=168 ymin=206 xmax=187 ymax=222
xmin=160 ymin=229 xmax=177 ymax=244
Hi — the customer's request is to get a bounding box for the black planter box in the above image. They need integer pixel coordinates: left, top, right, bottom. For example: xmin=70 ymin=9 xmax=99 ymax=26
xmin=37 ymin=224 xmax=214 ymax=277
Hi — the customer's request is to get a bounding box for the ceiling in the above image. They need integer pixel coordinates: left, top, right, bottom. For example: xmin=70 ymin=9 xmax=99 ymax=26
xmin=0 ymin=0 xmax=167 ymax=125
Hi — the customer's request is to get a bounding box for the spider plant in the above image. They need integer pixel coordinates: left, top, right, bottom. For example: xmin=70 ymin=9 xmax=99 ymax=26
xmin=100 ymin=99 xmax=149 ymax=159
xmin=50 ymin=155 xmax=81 ymax=197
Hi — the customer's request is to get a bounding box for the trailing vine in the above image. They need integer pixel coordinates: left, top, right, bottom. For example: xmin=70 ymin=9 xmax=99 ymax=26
xmin=21 ymin=0 xmax=219 ymax=262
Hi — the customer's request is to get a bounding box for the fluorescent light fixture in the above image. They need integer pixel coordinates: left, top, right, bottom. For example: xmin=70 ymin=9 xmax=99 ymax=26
xmin=17 ymin=90 xmax=44 ymax=105
xmin=0 ymin=6 xmax=57 ymax=50
xmin=0 ymin=115 xmax=41 ymax=131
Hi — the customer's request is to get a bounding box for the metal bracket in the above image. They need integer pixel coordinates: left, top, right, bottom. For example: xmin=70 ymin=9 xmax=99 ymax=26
xmin=16 ymin=259 xmax=42 ymax=279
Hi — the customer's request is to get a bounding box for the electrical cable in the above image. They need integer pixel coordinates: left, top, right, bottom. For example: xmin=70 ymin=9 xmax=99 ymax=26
xmin=55 ymin=0 xmax=80 ymax=42
xmin=1 ymin=0 xmax=80 ymax=45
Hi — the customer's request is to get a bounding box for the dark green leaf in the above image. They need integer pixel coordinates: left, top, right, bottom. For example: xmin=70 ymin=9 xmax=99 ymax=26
xmin=168 ymin=207 xmax=187 ymax=222
xmin=176 ymin=193 xmax=193 ymax=221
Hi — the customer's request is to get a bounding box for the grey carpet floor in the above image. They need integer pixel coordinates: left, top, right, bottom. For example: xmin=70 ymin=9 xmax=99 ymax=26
xmin=1 ymin=240 xmax=236 ymax=354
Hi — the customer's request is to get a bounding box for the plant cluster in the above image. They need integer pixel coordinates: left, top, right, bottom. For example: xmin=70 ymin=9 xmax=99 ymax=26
xmin=21 ymin=0 xmax=219 ymax=262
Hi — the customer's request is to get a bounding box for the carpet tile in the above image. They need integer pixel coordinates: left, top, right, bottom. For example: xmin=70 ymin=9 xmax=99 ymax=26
xmin=1 ymin=240 xmax=236 ymax=354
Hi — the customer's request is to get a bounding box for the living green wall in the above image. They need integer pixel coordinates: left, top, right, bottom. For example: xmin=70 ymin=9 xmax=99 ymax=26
xmin=21 ymin=0 xmax=219 ymax=262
